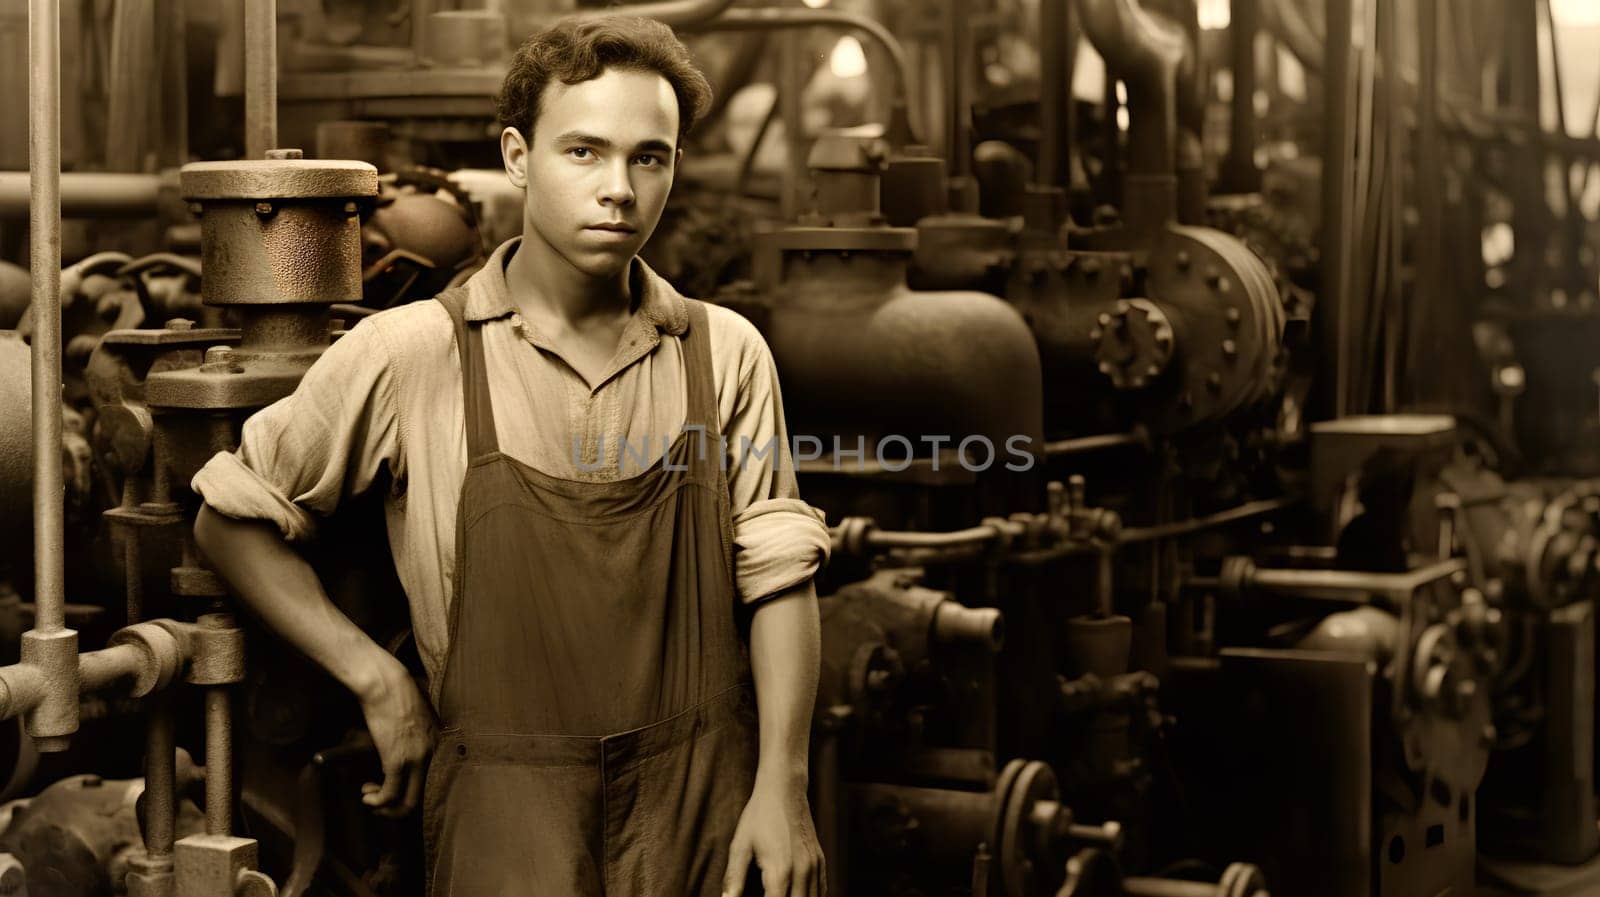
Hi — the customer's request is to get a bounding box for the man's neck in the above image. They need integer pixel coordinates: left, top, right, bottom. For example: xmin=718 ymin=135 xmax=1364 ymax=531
xmin=503 ymin=234 xmax=636 ymax=328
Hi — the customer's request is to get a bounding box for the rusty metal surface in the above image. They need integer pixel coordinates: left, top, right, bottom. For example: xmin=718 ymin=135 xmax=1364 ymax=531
xmin=195 ymin=203 xmax=364 ymax=307
xmin=180 ymin=160 xmax=376 ymax=201
xmin=173 ymin=835 xmax=260 ymax=897
xmin=17 ymin=629 xmax=77 ymax=750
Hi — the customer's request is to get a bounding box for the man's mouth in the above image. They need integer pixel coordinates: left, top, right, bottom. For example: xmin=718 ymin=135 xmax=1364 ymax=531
xmin=587 ymin=223 xmax=636 ymax=234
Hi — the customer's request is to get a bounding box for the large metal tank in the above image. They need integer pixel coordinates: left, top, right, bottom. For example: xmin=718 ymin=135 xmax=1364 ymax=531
xmin=754 ymin=134 xmax=1043 ymax=470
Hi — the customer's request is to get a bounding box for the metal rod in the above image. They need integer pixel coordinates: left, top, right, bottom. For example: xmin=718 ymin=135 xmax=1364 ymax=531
xmin=1042 ymin=431 xmax=1147 ymax=456
xmin=244 ymin=0 xmax=278 ymax=159
xmin=0 ymin=172 xmax=162 ymax=217
xmin=30 ymin=0 xmax=63 ymax=637
xmin=144 ymin=695 xmax=177 ymax=858
xmin=125 ymin=534 xmax=143 ymax=624
xmin=1317 ymin=0 xmax=1356 ymax=418
xmin=1411 ymin=0 xmax=1443 ymax=409
xmin=205 ymin=687 xmax=232 ymax=835
xmin=814 ymin=710 xmax=846 ymax=897
xmin=1118 ymin=498 xmax=1294 ymax=542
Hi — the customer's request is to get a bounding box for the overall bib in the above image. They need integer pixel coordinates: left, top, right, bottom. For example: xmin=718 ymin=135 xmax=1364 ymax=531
xmin=423 ymin=288 xmax=759 ymax=896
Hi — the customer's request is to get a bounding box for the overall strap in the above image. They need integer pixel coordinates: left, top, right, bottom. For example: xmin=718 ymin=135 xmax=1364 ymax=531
xmin=434 ymin=288 xmax=501 ymax=458
xmin=681 ymin=299 xmax=718 ymax=435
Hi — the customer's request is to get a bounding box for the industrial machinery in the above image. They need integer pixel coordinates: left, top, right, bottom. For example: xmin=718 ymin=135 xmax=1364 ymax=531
xmin=3 ymin=0 xmax=1600 ymax=894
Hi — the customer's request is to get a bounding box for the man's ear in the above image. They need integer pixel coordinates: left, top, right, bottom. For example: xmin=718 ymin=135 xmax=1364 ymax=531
xmin=501 ymin=126 xmax=530 ymax=189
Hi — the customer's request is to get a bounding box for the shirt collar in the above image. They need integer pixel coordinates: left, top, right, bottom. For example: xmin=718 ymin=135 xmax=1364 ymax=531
xmin=462 ymin=236 xmax=689 ymax=336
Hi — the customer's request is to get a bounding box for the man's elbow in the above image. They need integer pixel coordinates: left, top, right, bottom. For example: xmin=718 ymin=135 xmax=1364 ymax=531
xmin=193 ymin=504 xmax=266 ymax=568
xmin=193 ymin=504 xmax=225 ymax=562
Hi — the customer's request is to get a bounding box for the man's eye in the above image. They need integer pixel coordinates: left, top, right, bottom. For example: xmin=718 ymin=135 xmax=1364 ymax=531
xmin=636 ymin=155 xmax=662 ymax=167
xmin=568 ymin=147 xmax=592 ymax=159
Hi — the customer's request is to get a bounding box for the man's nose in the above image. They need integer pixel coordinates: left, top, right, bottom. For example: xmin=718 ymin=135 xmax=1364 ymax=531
xmin=599 ymin=162 xmax=636 ymax=207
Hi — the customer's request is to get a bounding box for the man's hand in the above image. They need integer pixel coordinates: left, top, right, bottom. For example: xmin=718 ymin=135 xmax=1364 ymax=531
xmin=356 ymin=660 xmax=437 ymax=818
xmin=722 ymin=774 xmax=825 ymax=897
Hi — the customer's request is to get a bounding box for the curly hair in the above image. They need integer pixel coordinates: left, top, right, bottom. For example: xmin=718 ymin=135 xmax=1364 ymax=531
xmin=495 ymin=16 xmax=714 ymax=147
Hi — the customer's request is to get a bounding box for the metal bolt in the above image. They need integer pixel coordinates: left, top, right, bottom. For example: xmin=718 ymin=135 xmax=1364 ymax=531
xmin=204 ymin=346 xmax=235 ymax=366
xmin=343 ymin=201 xmax=359 ymax=215
xmin=1214 ymin=277 xmax=1232 ymax=294
xmin=1225 ymin=307 xmax=1241 ymax=325
xmin=1097 ymin=312 xmax=1112 ymax=326
xmin=264 ymin=148 xmax=304 ymax=160
xmin=166 ymin=318 xmax=194 ymax=331
xmin=1081 ymin=258 xmax=1102 ymax=276
xmin=1207 ymin=372 xmax=1223 ymax=391
xmin=1175 ymin=251 xmax=1190 ymax=270
xmin=1222 ymin=339 xmax=1238 ymax=358
xmin=1145 ymin=364 xmax=1160 ymax=377
xmin=1481 ymin=724 xmax=1498 ymax=747
xmin=1088 ymin=328 xmax=1103 ymax=341
xmin=187 ymin=202 xmax=203 ymax=217
xmin=254 ymin=202 xmax=274 ymax=216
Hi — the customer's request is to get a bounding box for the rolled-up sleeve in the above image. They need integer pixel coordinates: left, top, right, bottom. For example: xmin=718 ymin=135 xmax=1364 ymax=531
xmin=191 ymin=317 xmax=403 ymax=542
xmin=722 ymin=319 xmax=831 ymax=604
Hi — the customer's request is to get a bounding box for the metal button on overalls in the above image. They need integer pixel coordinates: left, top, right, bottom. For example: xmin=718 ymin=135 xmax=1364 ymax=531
xmin=422 ymin=288 xmax=758 ymax=896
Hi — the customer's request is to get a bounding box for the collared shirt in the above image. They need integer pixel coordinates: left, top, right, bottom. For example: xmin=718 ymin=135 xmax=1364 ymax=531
xmin=193 ymin=237 xmax=831 ymax=697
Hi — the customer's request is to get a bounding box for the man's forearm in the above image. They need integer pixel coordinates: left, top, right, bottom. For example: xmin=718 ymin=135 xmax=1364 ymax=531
xmin=747 ymin=579 xmax=821 ymax=787
xmin=194 ymin=505 xmax=405 ymax=701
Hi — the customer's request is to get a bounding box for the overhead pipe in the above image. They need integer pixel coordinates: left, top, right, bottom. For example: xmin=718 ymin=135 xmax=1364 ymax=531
xmin=1076 ymin=0 xmax=1186 ymax=232
xmin=1262 ymin=0 xmax=1323 ymax=76
xmin=681 ymin=7 xmax=922 ymax=147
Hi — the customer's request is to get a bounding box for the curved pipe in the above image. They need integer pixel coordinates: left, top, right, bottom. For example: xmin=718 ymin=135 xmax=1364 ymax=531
xmin=1263 ymin=0 xmax=1323 ymax=75
xmin=1077 ymin=0 xmax=1186 ymax=177
xmin=564 ymin=0 xmax=737 ymax=28
xmin=683 ymin=7 xmax=922 ymax=146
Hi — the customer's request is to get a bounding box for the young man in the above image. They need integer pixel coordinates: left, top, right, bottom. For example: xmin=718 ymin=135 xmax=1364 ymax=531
xmin=192 ymin=17 xmax=830 ymax=897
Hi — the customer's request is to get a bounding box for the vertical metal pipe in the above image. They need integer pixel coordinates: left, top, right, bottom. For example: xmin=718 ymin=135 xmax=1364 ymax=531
xmin=778 ymin=31 xmax=805 ymax=221
xmin=30 ymin=0 xmax=64 ymax=636
xmin=1222 ymin=0 xmax=1261 ymax=192
xmin=1317 ymin=0 xmax=1356 ymax=419
xmin=204 ymin=687 xmax=232 ymax=835
xmin=145 ymin=696 xmax=177 ymax=856
xmin=244 ymin=0 xmax=277 ymax=159
xmin=942 ymin=0 xmax=968 ymax=178
xmin=124 ymin=535 xmax=143 ymax=625
xmin=814 ymin=714 xmax=845 ymax=897
xmin=412 ymin=0 xmax=434 ymax=64
xmin=1038 ymin=0 xmax=1074 ymax=188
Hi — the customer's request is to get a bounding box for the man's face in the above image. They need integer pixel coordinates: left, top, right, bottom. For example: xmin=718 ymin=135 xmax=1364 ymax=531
xmin=501 ymin=68 xmax=681 ymax=279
